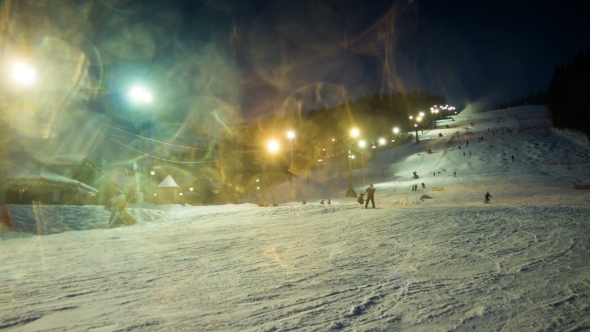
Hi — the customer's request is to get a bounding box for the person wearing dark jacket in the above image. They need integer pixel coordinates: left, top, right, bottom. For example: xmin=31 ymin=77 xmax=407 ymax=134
xmin=484 ymin=192 xmax=492 ymax=204
xmin=365 ymin=184 xmax=376 ymax=209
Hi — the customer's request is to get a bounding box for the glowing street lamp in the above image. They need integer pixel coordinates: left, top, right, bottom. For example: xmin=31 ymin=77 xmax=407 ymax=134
xmin=378 ymin=138 xmax=386 ymax=146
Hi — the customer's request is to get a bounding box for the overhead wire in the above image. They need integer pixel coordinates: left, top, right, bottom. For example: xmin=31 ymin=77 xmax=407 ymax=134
xmin=105 ymin=136 xmax=217 ymax=164
xmin=100 ymin=121 xmax=265 ymax=155
xmin=99 ymin=120 xmax=215 ymax=151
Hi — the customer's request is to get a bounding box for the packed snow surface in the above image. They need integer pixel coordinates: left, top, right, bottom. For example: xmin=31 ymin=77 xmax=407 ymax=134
xmin=2 ymin=106 xmax=590 ymax=331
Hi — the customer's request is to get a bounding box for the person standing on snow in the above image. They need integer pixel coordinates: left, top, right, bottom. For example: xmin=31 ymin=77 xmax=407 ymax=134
xmin=484 ymin=192 xmax=492 ymax=204
xmin=365 ymin=184 xmax=376 ymax=209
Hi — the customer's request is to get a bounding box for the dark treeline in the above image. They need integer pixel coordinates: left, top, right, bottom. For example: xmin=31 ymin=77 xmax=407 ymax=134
xmin=226 ymin=91 xmax=446 ymax=197
xmin=547 ymin=50 xmax=590 ymax=137
xmin=303 ymin=91 xmax=446 ymax=142
xmin=493 ymin=90 xmax=547 ymax=110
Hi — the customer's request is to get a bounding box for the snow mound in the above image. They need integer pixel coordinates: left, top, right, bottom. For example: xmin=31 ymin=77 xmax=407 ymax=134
xmin=2 ymin=205 xmax=168 ymax=236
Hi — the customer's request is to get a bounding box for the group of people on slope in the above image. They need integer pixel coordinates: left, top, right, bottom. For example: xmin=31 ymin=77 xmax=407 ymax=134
xmin=357 ymin=184 xmax=376 ymax=209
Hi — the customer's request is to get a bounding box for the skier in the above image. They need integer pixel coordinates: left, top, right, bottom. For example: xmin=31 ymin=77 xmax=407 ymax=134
xmin=364 ymin=184 xmax=376 ymax=209
xmin=484 ymin=192 xmax=492 ymax=204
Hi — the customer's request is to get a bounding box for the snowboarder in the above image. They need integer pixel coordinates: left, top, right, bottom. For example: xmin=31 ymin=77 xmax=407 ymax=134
xmin=421 ymin=183 xmax=425 ymax=190
xmin=466 ymin=140 xmax=469 ymax=147
xmin=327 ymin=198 xmax=331 ymax=204
xmin=454 ymin=171 xmax=456 ymax=177
xmin=365 ymin=184 xmax=376 ymax=209
xmin=302 ymin=199 xmax=306 ymax=205
xmin=412 ymin=171 xmax=419 ymax=179
xmin=511 ymin=155 xmax=514 ymax=162
xmin=357 ymin=192 xmax=365 ymax=205
xmin=484 ymin=192 xmax=492 ymax=204
xmin=320 ymin=199 xmax=325 ymax=204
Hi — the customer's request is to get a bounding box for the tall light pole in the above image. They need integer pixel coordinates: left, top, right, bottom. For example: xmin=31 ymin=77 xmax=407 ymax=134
xmin=150 ymin=170 xmax=155 ymax=203
xmin=393 ymin=127 xmax=400 ymax=161
xmin=128 ymin=84 xmax=153 ymax=203
xmin=1 ymin=61 xmax=36 ymax=205
xmin=346 ymin=128 xmax=359 ymax=197
xmin=378 ymin=138 xmax=386 ymax=177
xmin=358 ymin=139 xmax=366 ymax=187
xmin=332 ymin=138 xmax=336 ymax=157
xmin=431 ymin=107 xmax=440 ymax=128
xmin=260 ymin=139 xmax=280 ymax=207
xmin=413 ymin=115 xmax=422 ymax=144
xmin=287 ymin=130 xmax=295 ymax=200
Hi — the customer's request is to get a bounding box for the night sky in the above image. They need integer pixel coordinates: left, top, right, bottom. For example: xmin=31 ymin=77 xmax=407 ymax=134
xmin=167 ymin=0 xmax=590 ymax=116
xmin=18 ymin=0 xmax=587 ymax=120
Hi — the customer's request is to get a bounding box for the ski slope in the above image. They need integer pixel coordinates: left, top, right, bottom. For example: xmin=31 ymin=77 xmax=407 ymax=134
xmin=2 ymin=105 xmax=590 ymax=331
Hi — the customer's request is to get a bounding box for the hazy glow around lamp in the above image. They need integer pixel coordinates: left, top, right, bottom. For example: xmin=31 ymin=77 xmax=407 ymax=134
xmin=129 ymin=85 xmax=153 ymax=104
xmin=12 ymin=62 xmax=35 ymax=86
xmin=267 ymin=140 xmax=280 ymax=153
